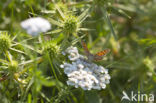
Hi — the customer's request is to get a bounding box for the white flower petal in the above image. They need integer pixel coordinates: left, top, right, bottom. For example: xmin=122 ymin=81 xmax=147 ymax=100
xmin=21 ymin=17 xmax=51 ymax=36
xmin=61 ymin=46 xmax=111 ymax=90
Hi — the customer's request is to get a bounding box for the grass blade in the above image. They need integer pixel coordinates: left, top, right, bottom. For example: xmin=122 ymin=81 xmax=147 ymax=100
xmin=102 ymin=8 xmax=118 ymax=40
xmin=55 ymin=4 xmax=65 ymax=20
xmin=78 ymin=8 xmax=89 ymax=22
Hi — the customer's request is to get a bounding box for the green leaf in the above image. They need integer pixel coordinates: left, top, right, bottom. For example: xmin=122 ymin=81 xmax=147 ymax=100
xmin=79 ymin=14 xmax=89 ymax=24
xmin=39 ymin=92 xmax=50 ymax=102
xmin=27 ymin=93 xmax=32 ymax=103
xmin=0 ymin=59 xmax=9 ymax=64
xmin=47 ymin=53 xmax=58 ymax=80
xmin=117 ymin=9 xmax=131 ymax=19
xmin=71 ymin=34 xmax=86 ymax=45
xmin=5 ymin=51 xmax=13 ymax=63
xmin=102 ymin=8 xmax=118 ymax=40
xmin=10 ymin=48 xmax=26 ymax=55
xmin=18 ymin=57 xmax=42 ymax=66
xmin=24 ymin=77 xmax=34 ymax=100
xmin=78 ymin=8 xmax=90 ymax=22
xmin=45 ymin=29 xmax=62 ymax=34
xmin=111 ymin=7 xmax=131 ymax=19
xmin=40 ymin=79 xmax=57 ymax=87
xmin=113 ymin=4 xmax=136 ymax=12
xmin=48 ymin=18 xmax=63 ymax=27
xmin=78 ymin=28 xmax=95 ymax=31
xmin=41 ymin=10 xmax=55 ymax=14
xmin=21 ymin=43 xmax=41 ymax=54
xmin=55 ymin=4 xmax=65 ymax=20
xmin=139 ymin=38 xmax=156 ymax=45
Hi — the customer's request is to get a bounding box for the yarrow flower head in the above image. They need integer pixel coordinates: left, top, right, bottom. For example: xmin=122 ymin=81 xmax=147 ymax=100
xmin=60 ymin=46 xmax=111 ymax=90
xmin=65 ymin=46 xmax=80 ymax=61
xmin=21 ymin=17 xmax=51 ymax=36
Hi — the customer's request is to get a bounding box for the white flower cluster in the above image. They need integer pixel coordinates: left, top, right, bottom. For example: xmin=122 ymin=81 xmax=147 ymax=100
xmin=21 ymin=17 xmax=51 ymax=36
xmin=60 ymin=46 xmax=111 ymax=90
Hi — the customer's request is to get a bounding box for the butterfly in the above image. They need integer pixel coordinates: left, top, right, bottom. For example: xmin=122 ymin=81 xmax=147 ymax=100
xmin=81 ymin=41 xmax=110 ymax=62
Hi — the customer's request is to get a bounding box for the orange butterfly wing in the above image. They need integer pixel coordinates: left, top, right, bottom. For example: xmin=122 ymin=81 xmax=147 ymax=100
xmin=81 ymin=41 xmax=90 ymax=56
xmin=94 ymin=49 xmax=110 ymax=61
xmin=95 ymin=49 xmax=110 ymax=56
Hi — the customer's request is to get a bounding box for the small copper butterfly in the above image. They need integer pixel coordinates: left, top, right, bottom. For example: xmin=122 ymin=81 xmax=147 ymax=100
xmin=81 ymin=41 xmax=110 ymax=62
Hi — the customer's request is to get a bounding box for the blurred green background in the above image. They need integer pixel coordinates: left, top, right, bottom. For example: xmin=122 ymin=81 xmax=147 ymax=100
xmin=0 ymin=0 xmax=156 ymax=103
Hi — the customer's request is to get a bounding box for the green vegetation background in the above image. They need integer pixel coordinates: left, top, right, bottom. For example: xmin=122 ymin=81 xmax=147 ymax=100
xmin=0 ymin=0 xmax=156 ymax=103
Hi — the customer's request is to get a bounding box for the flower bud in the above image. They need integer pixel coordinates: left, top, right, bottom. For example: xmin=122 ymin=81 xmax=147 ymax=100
xmin=9 ymin=60 xmax=18 ymax=71
xmin=43 ymin=41 xmax=60 ymax=59
xmin=63 ymin=16 xmax=79 ymax=34
xmin=0 ymin=34 xmax=11 ymax=52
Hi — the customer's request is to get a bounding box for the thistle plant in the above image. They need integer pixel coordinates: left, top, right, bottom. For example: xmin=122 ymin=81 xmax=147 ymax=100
xmin=0 ymin=33 xmax=11 ymax=52
xmin=43 ymin=40 xmax=61 ymax=60
xmin=0 ymin=0 xmax=155 ymax=103
xmin=62 ymin=15 xmax=79 ymax=35
xmin=47 ymin=4 xmax=90 ymax=37
xmin=49 ymin=2 xmax=68 ymax=16
xmin=8 ymin=60 xmax=18 ymax=71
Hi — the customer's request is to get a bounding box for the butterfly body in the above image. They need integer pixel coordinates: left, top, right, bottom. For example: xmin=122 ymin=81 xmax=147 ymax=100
xmin=81 ymin=41 xmax=110 ymax=62
xmin=86 ymin=53 xmax=95 ymax=62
